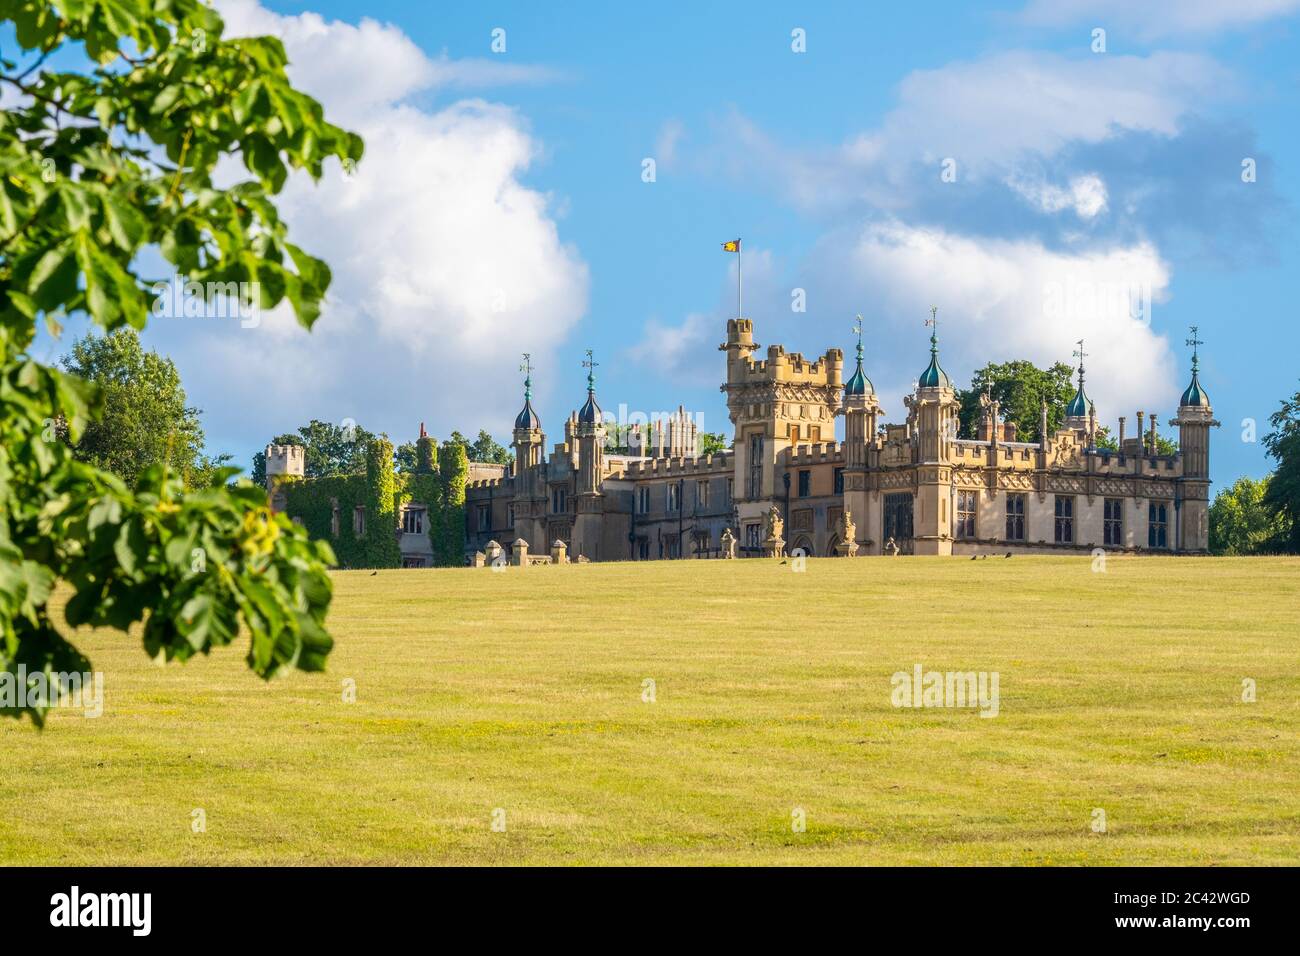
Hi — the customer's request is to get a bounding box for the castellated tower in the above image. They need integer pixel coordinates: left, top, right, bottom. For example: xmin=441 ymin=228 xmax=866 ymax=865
xmin=264 ymin=443 xmax=305 ymax=513
xmin=906 ymin=316 xmax=959 ymax=555
xmin=1171 ymin=328 xmax=1218 ymax=553
xmin=510 ymin=357 xmax=548 ymax=556
xmin=720 ymin=317 xmax=843 ymax=532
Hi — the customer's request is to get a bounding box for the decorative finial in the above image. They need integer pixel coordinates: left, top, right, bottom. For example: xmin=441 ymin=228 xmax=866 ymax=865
xmin=852 ymin=314 xmax=864 ymax=363
xmin=926 ymin=306 xmax=938 ymax=354
xmin=1072 ymin=338 xmax=1088 ymax=386
xmin=582 ymin=349 xmax=598 ymax=393
xmin=1186 ymin=325 xmax=1203 ymax=373
xmin=519 ymin=352 xmax=533 ymax=401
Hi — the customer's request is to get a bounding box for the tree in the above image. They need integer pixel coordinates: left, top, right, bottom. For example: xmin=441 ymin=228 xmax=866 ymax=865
xmin=1262 ymin=385 xmax=1300 ymax=553
xmin=59 ymin=328 xmax=208 ymax=485
xmin=956 ymin=360 xmax=1076 ymax=443
xmin=0 ymin=1 xmax=362 ymax=724
xmin=250 ymin=420 xmax=376 ymax=484
xmin=1209 ymin=476 xmax=1286 ymax=555
xmin=699 ymin=432 xmax=729 ymax=455
xmin=393 ymin=441 xmax=418 ymax=474
xmin=448 ymin=429 xmax=510 ymax=465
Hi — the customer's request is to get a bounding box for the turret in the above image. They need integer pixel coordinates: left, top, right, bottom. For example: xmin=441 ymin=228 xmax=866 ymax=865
xmin=1169 ymin=326 xmax=1219 ymax=553
xmin=572 ymin=349 xmax=606 ymax=559
xmin=1064 ymin=338 xmax=1090 ymax=431
xmin=910 ymin=308 xmax=958 ymax=555
xmin=511 ymin=353 xmax=545 ymax=471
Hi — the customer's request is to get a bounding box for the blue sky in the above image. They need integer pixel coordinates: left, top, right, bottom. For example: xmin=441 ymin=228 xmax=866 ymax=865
xmin=32 ymin=0 xmax=1300 ymax=489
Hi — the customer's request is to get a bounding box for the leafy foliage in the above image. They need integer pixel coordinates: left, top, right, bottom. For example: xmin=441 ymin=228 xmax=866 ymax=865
xmin=448 ymin=429 xmax=510 ymax=465
xmin=0 ymin=0 xmax=361 ymax=723
xmin=59 ymin=328 xmax=211 ymax=485
xmin=1262 ymin=384 xmax=1300 ymax=553
xmin=1209 ymin=475 xmax=1287 ymax=555
xmin=699 ymin=431 xmax=729 ymax=455
xmin=955 ymin=360 xmax=1076 ymax=442
xmin=251 ymin=418 xmax=376 ymax=484
xmin=277 ymin=434 xmax=465 ymax=569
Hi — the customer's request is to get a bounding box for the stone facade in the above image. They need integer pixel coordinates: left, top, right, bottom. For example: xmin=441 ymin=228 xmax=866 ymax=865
xmin=464 ymin=317 xmax=1218 ymax=561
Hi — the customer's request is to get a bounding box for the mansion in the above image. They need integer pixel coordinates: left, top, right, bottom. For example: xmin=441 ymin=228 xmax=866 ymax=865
xmin=461 ymin=316 xmax=1218 ymax=562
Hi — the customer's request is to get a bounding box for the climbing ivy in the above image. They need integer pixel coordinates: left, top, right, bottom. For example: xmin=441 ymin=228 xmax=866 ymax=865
xmin=279 ymin=434 xmax=466 ymax=568
xmin=435 ymin=441 xmax=468 ymax=566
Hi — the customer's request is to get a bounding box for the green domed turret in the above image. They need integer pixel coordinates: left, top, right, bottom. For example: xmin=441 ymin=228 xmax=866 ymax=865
xmin=917 ymin=307 xmax=950 ymax=389
xmin=1180 ymin=329 xmax=1211 ymax=408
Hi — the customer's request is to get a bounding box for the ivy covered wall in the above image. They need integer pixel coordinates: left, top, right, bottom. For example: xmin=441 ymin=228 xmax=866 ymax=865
xmin=277 ymin=435 xmax=469 ymax=569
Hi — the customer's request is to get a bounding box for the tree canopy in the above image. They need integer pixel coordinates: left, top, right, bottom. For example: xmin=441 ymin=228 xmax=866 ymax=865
xmin=1209 ymin=476 xmax=1286 ymax=555
xmin=955 ymin=360 xmax=1076 ymax=443
xmin=58 ymin=327 xmax=226 ymax=486
xmin=0 ymin=0 xmax=361 ymax=723
xmin=250 ymin=419 xmax=377 ymax=484
xmin=1262 ymin=384 xmax=1300 ymax=552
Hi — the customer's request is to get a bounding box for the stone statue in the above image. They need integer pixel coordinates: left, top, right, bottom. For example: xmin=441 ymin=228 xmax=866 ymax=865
xmin=764 ymin=504 xmax=784 ymax=543
xmin=763 ymin=505 xmax=785 ymax=559
xmin=720 ymin=527 xmax=736 ymax=559
xmin=833 ymin=509 xmax=859 ymax=557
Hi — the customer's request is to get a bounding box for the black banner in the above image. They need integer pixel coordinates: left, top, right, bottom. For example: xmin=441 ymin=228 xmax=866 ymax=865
xmin=0 ymin=866 xmax=1285 ymax=941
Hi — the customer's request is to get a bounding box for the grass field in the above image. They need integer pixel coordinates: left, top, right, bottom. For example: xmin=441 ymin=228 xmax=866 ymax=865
xmin=2 ymin=556 xmax=1298 ymax=866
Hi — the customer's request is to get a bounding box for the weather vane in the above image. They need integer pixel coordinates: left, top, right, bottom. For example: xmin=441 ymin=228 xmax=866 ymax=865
xmin=1186 ymin=325 xmax=1203 ymax=370
xmin=582 ymin=349 xmax=598 ymax=390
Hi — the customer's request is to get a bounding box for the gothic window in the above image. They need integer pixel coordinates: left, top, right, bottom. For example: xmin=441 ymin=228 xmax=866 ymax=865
xmin=667 ymin=483 xmax=680 ymax=512
xmin=726 ymin=477 xmax=733 ymax=503
xmin=472 ymin=505 xmax=487 ymax=534
xmin=1148 ymin=502 xmax=1169 ymax=549
xmin=798 ymin=470 xmax=811 ymax=497
xmin=697 ymin=479 xmax=709 ymax=508
xmin=747 ymin=434 xmax=763 ymax=498
xmin=637 ymin=486 xmax=651 ymax=513
xmin=507 ymin=504 xmax=515 ymax=527
xmin=833 ymin=468 xmax=844 ymax=495
xmin=330 ymin=497 xmax=340 ymax=538
xmin=745 ymin=523 xmax=761 ymax=549
xmin=405 ymin=506 xmax=427 ymax=535
xmin=353 ymin=505 xmax=366 ymax=537
xmin=883 ymin=493 xmax=913 ymax=542
xmin=551 ymin=486 xmax=567 ymax=514
xmin=1005 ymin=494 xmax=1025 ymax=542
xmin=693 ymin=531 xmax=710 ymax=554
xmin=1054 ymin=496 xmax=1074 ymax=544
xmin=1104 ymin=498 xmax=1123 ymax=546
xmin=956 ymin=490 xmax=977 ymax=539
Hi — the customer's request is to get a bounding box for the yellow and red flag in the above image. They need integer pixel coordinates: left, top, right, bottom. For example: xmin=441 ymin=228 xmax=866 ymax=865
xmin=721 ymin=239 xmax=741 ymax=253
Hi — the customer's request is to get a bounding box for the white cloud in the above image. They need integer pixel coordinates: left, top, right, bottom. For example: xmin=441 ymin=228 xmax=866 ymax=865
xmin=1019 ymin=0 xmax=1300 ymax=38
xmin=189 ymin=1 xmax=588 ymax=443
xmin=711 ymin=50 xmax=1230 ymax=211
xmin=1007 ymin=172 xmax=1109 ymax=219
xmin=633 ymin=220 xmax=1179 ymax=435
xmin=813 ymin=221 xmax=1176 ymax=422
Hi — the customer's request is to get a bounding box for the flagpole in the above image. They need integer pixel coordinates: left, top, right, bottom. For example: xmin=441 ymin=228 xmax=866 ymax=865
xmin=738 ymin=239 xmax=743 ymax=318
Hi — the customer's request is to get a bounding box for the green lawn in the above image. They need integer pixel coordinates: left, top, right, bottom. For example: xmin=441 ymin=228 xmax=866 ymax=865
xmin=3 ymin=556 xmax=1297 ymax=865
